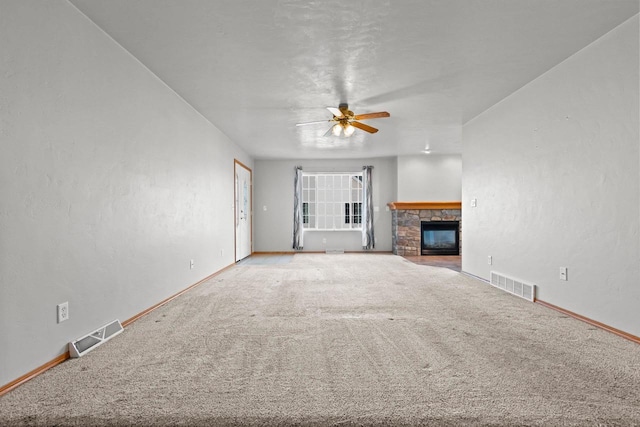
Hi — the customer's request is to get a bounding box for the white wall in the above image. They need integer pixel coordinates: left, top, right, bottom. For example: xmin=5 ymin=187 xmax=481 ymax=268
xmin=0 ymin=1 xmax=251 ymax=387
xmin=462 ymin=16 xmax=639 ymax=336
xmin=397 ymin=154 xmax=462 ymax=201
xmin=254 ymin=158 xmax=397 ymax=252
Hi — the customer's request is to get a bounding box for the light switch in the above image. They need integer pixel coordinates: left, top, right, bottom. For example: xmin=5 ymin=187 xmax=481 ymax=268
xmin=559 ymin=267 xmax=568 ymax=281
xmin=471 ymin=198 xmax=477 ymax=208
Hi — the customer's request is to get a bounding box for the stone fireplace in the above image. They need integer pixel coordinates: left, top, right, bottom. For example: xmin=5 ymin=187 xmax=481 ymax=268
xmin=421 ymin=220 xmax=460 ymax=255
xmin=388 ymin=202 xmax=462 ymax=256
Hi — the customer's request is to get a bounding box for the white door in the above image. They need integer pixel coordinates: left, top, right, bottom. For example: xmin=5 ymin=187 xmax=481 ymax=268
xmin=235 ymin=160 xmax=252 ymax=262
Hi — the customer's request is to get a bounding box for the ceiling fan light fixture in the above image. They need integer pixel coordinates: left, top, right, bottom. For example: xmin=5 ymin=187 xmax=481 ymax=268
xmin=298 ymin=104 xmax=389 ymax=137
xmin=344 ymin=124 xmax=355 ymax=137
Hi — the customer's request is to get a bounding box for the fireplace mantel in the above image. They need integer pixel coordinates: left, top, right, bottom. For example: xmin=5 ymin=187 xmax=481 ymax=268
xmin=387 ymin=201 xmax=462 ymax=210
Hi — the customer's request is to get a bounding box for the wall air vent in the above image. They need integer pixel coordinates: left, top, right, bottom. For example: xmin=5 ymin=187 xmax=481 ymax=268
xmin=490 ymin=271 xmax=535 ymax=302
xmin=325 ymin=249 xmax=344 ymax=254
xmin=69 ymin=319 xmax=123 ymax=358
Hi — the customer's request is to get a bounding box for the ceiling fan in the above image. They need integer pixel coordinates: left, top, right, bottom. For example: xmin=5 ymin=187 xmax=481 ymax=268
xmin=296 ymin=104 xmax=390 ymax=137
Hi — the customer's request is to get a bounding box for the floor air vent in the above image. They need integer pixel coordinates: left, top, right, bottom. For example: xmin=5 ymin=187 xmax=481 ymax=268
xmin=69 ymin=319 xmax=123 ymax=358
xmin=325 ymin=249 xmax=344 ymax=254
xmin=490 ymin=271 xmax=535 ymax=302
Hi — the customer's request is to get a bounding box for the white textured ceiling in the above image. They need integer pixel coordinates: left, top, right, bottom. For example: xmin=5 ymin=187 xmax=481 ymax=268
xmin=69 ymin=0 xmax=638 ymax=159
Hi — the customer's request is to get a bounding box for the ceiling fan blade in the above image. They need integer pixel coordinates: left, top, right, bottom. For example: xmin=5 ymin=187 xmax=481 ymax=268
xmin=327 ymin=107 xmax=343 ymax=118
xmin=351 ymin=121 xmax=379 ymax=134
xmin=353 ymin=111 xmax=390 ymax=121
xmin=323 ymin=126 xmax=336 ymax=137
xmin=296 ymin=120 xmax=331 ymax=126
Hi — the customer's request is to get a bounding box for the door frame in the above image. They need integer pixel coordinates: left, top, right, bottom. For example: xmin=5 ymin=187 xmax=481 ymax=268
xmin=234 ymin=159 xmax=252 ymax=262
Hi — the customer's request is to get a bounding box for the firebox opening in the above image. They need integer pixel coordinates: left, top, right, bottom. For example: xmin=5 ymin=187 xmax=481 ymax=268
xmin=421 ymin=221 xmax=460 ymax=256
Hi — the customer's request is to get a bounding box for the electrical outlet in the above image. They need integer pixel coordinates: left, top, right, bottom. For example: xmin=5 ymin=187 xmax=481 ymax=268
xmin=322 ymin=238 xmax=327 ymax=244
xmin=190 ymin=259 xmax=195 ymax=269
xmin=57 ymin=302 xmax=69 ymax=323
xmin=471 ymin=198 xmax=477 ymax=208
xmin=488 ymin=255 xmax=492 ymax=265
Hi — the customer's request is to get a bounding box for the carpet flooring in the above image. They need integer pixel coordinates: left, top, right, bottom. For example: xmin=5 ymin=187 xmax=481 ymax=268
xmin=1 ymin=254 xmax=639 ymax=426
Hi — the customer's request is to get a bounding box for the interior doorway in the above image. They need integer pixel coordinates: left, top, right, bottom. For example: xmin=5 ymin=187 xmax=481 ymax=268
xmin=234 ymin=160 xmax=252 ymax=262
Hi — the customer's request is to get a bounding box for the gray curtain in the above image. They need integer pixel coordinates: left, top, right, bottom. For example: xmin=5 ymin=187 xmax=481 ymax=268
xmin=292 ymin=166 xmax=304 ymax=250
xmin=362 ymin=166 xmax=374 ymax=250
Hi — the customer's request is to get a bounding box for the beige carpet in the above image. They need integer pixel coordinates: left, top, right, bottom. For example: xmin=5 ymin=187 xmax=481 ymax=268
xmin=1 ymin=254 xmax=639 ymax=426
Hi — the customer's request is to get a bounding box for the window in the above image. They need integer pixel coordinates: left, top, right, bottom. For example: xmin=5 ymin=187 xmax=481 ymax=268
xmin=302 ymin=172 xmax=363 ymax=230
xmin=352 ymin=202 xmax=362 ymax=224
xmin=302 ymin=202 xmax=309 ymax=224
xmin=344 ymin=202 xmax=362 ymax=224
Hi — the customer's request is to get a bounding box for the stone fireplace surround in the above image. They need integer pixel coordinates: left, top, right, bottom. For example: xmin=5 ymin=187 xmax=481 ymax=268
xmin=388 ymin=202 xmax=462 ymax=256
